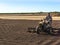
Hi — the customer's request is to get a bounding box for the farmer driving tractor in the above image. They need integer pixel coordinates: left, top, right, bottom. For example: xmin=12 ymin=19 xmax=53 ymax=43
xmin=28 ymin=13 xmax=59 ymax=35
xmin=37 ymin=13 xmax=53 ymax=34
xmin=45 ymin=13 xmax=52 ymax=26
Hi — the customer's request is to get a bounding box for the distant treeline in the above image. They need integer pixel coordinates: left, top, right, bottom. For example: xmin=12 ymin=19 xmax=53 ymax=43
xmin=0 ymin=12 xmax=60 ymax=16
xmin=50 ymin=12 xmax=60 ymax=16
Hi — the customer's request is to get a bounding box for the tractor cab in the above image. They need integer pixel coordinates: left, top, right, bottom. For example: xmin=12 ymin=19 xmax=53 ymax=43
xmin=28 ymin=13 xmax=59 ymax=35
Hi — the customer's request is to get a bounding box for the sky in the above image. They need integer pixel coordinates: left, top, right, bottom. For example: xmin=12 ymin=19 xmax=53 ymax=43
xmin=0 ymin=0 xmax=60 ymax=13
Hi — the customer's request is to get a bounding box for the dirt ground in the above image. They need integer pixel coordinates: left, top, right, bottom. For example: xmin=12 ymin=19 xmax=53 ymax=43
xmin=0 ymin=19 xmax=60 ymax=45
xmin=0 ymin=16 xmax=60 ymax=20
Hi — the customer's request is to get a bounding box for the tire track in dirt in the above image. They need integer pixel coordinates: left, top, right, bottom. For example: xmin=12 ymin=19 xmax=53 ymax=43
xmin=0 ymin=19 xmax=60 ymax=45
xmin=51 ymin=40 xmax=60 ymax=45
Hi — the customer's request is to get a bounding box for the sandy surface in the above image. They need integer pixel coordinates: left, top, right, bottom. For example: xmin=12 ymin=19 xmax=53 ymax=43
xmin=0 ymin=16 xmax=60 ymax=20
xmin=0 ymin=19 xmax=60 ymax=45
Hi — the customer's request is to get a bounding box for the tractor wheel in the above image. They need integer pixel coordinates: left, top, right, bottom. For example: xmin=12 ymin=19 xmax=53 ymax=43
xmin=37 ymin=27 xmax=41 ymax=34
xmin=46 ymin=27 xmax=52 ymax=34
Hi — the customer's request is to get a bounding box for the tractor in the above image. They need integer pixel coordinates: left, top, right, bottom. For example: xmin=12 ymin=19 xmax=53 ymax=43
xmin=36 ymin=19 xmax=57 ymax=35
xmin=28 ymin=13 xmax=59 ymax=35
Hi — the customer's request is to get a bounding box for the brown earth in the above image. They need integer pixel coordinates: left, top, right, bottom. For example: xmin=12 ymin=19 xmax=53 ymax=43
xmin=0 ymin=19 xmax=60 ymax=45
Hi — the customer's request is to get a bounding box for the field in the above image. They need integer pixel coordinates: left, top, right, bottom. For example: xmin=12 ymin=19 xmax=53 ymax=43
xmin=0 ymin=16 xmax=60 ymax=20
xmin=0 ymin=17 xmax=60 ymax=45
